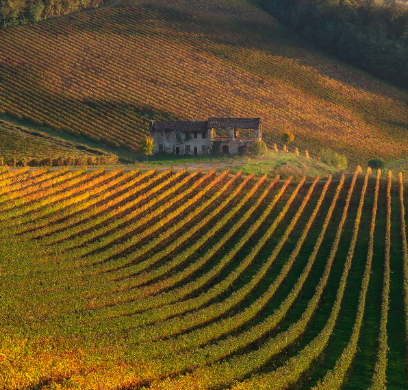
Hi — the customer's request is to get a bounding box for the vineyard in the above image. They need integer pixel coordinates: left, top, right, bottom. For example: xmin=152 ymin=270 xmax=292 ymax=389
xmin=0 ymin=118 xmax=118 ymax=165
xmin=1 ymin=166 xmax=408 ymax=389
xmin=0 ymin=0 xmax=408 ymax=166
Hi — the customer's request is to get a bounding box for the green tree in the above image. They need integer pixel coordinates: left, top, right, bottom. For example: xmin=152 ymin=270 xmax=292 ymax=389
xmin=259 ymin=0 xmax=408 ymax=88
xmin=28 ymin=0 xmax=44 ymax=22
xmin=138 ymin=137 xmax=155 ymax=161
xmin=281 ymin=129 xmax=294 ymax=144
xmin=368 ymin=158 xmax=385 ymax=170
xmin=0 ymin=0 xmax=26 ymax=21
xmin=251 ymin=139 xmax=267 ymax=156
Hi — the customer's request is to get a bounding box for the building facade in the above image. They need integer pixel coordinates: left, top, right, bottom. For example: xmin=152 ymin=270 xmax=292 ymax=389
xmin=149 ymin=118 xmax=262 ymax=155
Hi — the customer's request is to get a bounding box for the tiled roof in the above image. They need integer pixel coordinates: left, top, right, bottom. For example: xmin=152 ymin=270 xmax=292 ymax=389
xmin=149 ymin=120 xmax=208 ymax=133
xmin=207 ymin=118 xmax=261 ymax=129
xmin=149 ymin=118 xmax=261 ymax=132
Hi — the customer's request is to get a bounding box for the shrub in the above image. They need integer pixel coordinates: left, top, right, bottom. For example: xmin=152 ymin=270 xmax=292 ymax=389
xmin=320 ymin=149 xmax=347 ymax=170
xmin=27 ymin=158 xmax=39 ymax=167
xmin=8 ymin=156 xmax=16 ymax=167
xmin=368 ymin=158 xmax=385 ymax=170
xmin=105 ymin=155 xmax=118 ymax=165
xmin=96 ymin=156 xmax=106 ymax=165
xmin=74 ymin=157 xmax=85 ymax=166
xmin=64 ymin=157 xmax=73 ymax=166
xmin=39 ymin=157 xmax=51 ymax=166
xmin=86 ymin=156 xmax=96 ymax=165
xmin=274 ymin=163 xmax=304 ymax=180
xmin=251 ymin=139 xmax=267 ymax=156
xmin=52 ymin=157 xmax=64 ymax=166
xmin=17 ymin=158 xmax=27 ymax=167
xmin=282 ymin=130 xmax=294 ymax=143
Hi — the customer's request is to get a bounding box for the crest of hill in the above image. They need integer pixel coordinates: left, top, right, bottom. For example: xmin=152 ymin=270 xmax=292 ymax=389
xmin=0 ymin=0 xmax=407 ymax=168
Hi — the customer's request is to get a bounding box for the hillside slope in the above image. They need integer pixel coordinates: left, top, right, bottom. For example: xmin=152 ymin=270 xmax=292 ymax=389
xmin=1 ymin=167 xmax=408 ymax=389
xmin=0 ymin=118 xmax=119 ymax=164
xmin=0 ymin=0 xmax=408 ymax=166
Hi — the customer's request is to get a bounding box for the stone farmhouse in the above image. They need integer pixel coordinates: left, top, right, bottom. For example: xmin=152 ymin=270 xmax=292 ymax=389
xmin=149 ymin=118 xmax=262 ymax=155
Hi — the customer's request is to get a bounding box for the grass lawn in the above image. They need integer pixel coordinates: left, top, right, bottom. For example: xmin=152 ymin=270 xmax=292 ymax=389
xmin=133 ymin=151 xmax=337 ymax=179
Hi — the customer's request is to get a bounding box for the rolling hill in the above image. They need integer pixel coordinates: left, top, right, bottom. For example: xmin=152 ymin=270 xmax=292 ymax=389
xmin=0 ymin=117 xmax=118 ymax=164
xmin=1 ymin=167 xmax=408 ymax=389
xmin=0 ymin=0 xmax=408 ymax=167
xmin=3 ymin=2 xmax=408 ymax=388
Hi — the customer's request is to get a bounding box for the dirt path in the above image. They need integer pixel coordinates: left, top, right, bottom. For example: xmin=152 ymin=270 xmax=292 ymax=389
xmin=386 ymin=159 xmax=408 ymax=170
xmin=12 ymin=163 xmax=239 ymax=172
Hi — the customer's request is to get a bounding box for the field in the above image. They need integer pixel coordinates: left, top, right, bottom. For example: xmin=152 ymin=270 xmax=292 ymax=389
xmin=0 ymin=119 xmax=109 ymax=163
xmin=134 ymin=151 xmax=337 ymax=179
xmin=1 ymin=166 xmax=408 ymax=389
xmin=0 ymin=0 xmax=408 ymax=167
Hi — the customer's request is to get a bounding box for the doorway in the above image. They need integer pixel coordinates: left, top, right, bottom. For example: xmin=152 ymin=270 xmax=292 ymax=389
xmin=222 ymin=145 xmax=229 ymax=154
xmin=176 ymin=147 xmax=180 ymax=155
xmin=194 ymin=147 xmax=197 ymax=155
xmin=238 ymin=146 xmax=247 ymax=155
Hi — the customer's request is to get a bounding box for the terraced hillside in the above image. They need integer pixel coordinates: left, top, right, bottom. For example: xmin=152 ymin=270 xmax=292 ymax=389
xmin=1 ymin=166 xmax=408 ymax=389
xmin=0 ymin=0 xmax=408 ymax=166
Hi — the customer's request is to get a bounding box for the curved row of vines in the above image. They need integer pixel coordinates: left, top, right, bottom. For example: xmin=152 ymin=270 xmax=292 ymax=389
xmin=1 ymin=166 xmax=408 ymax=389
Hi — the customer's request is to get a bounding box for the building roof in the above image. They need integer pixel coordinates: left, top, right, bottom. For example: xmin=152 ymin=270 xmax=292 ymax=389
xmin=207 ymin=118 xmax=261 ymax=129
xmin=149 ymin=118 xmax=261 ymax=132
xmin=149 ymin=120 xmax=208 ymax=133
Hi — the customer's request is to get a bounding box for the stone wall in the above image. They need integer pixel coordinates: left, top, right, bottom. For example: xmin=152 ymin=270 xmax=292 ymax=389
xmin=218 ymin=139 xmax=253 ymax=155
xmin=151 ymin=130 xmax=176 ymax=154
xmin=151 ymin=127 xmax=258 ymax=155
xmin=152 ymin=130 xmax=210 ymax=155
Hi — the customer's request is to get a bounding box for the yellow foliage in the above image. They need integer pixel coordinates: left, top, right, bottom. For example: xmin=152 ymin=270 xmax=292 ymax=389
xmin=138 ymin=137 xmax=155 ymax=160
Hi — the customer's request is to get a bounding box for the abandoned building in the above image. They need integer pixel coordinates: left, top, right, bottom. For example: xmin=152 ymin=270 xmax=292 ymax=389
xmin=149 ymin=118 xmax=262 ymax=155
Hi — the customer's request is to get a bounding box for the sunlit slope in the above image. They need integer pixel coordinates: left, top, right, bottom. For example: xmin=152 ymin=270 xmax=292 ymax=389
xmin=1 ymin=167 xmax=408 ymax=389
xmin=0 ymin=0 xmax=407 ymax=165
xmin=0 ymin=119 xmax=108 ymax=162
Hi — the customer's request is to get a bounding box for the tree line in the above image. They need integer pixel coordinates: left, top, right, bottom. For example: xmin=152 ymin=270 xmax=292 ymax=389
xmin=0 ymin=0 xmax=106 ymax=26
xmin=258 ymin=0 xmax=408 ymax=88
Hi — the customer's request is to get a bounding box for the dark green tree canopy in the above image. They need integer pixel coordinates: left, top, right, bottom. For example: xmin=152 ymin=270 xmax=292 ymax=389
xmin=1 ymin=0 xmax=105 ymax=25
xmin=258 ymin=0 xmax=408 ymax=88
xmin=368 ymin=158 xmax=386 ymax=169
